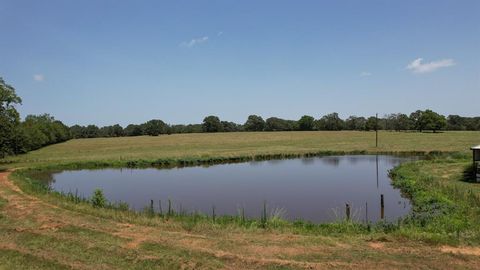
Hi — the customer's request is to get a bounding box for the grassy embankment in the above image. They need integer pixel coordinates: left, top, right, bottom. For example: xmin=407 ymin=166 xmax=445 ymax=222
xmin=0 ymin=131 xmax=480 ymax=269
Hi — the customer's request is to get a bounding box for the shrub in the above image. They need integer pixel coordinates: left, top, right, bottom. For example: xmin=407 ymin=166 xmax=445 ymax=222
xmin=91 ymin=189 xmax=107 ymax=208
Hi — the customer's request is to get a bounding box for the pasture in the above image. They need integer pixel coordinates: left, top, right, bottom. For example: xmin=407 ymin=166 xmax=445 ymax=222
xmin=3 ymin=131 xmax=479 ymax=168
xmin=1 ymin=131 xmax=480 ymax=269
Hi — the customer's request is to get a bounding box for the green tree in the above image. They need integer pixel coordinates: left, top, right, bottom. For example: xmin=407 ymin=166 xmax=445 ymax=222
xmin=202 ymin=116 xmax=223 ymax=132
xmin=386 ymin=113 xmax=411 ymax=131
xmin=298 ymin=115 xmax=315 ymax=131
xmin=143 ymin=119 xmax=168 ymax=136
xmin=419 ymin=109 xmax=446 ymax=133
xmin=85 ymin=125 xmax=100 ymax=138
xmin=124 ymin=124 xmax=144 ymax=136
xmin=244 ymin=115 xmax=265 ymax=131
xmin=20 ymin=114 xmax=71 ymax=151
xmin=316 ymin=113 xmax=344 ymax=131
xmin=221 ymin=121 xmax=242 ymax=132
xmin=265 ymin=117 xmax=297 ymax=131
xmin=365 ymin=116 xmax=378 ymax=131
xmin=70 ymin=125 xmax=86 ymax=138
xmin=409 ymin=110 xmax=424 ymax=132
xmin=0 ymin=77 xmax=22 ymax=158
xmin=446 ymin=115 xmax=466 ymax=130
xmin=345 ymin=116 xmax=366 ymax=130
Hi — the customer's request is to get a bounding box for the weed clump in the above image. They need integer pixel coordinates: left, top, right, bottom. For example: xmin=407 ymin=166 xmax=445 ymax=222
xmin=91 ymin=189 xmax=107 ymax=208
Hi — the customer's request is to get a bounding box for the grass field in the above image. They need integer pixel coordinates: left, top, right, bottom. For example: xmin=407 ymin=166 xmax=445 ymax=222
xmin=1 ymin=131 xmax=480 ymax=269
xmin=2 ymin=131 xmax=479 ymax=168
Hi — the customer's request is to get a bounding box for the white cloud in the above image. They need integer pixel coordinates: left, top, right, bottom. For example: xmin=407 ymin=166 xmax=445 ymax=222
xmin=406 ymin=58 xmax=455 ymax=74
xmin=180 ymin=36 xmax=209 ymax=48
xmin=217 ymin=31 xmax=223 ymax=36
xmin=360 ymin=71 xmax=372 ymax=77
xmin=33 ymin=74 xmax=44 ymax=81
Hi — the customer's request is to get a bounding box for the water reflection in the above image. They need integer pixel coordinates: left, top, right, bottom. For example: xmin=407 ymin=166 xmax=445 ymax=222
xmin=35 ymin=155 xmax=416 ymax=223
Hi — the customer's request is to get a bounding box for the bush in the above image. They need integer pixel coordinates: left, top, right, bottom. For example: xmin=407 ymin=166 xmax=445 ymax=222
xmin=91 ymin=189 xmax=107 ymax=208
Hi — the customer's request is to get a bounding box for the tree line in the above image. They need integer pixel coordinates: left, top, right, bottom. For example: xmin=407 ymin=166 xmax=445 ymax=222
xmin=1 ymin=78 xmax=70 ymax=158
xmin=1 ymin=76 xmax=480 ymax=158
xmin=69 ymin=110 xmax=480 ymax=139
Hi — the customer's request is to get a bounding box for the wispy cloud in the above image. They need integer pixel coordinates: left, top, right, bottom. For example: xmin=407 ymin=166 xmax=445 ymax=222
xmin=33 ymin=74 xmax=44 ymax=82
xmin=406 ymin=58 xmax=455 ymax=74
xmin=217 ymin=31 xmax=223 ymax=36
xmin=360 ymin=71 xmax=372 ymax=77
xmin=180 ymin=36 xmax=209 ymax=48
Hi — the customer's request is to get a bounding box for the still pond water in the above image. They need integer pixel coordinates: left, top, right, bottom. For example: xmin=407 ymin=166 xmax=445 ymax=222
xmin=39 ymin=155 xmax=416 ymax=223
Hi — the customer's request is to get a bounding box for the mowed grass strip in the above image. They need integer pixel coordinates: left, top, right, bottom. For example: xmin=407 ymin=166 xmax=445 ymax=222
xmin=3 ymin=131 xmax=479 ymax=168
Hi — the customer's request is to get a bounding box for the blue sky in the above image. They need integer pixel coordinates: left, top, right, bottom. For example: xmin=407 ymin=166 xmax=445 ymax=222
xmin=1 ymin=0 xmax=479 ymax=126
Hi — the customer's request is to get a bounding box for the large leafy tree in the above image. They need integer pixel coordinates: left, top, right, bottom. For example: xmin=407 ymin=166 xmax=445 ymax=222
xmin=419 ymin=109 xmax=446 ymax=133
xmin=244 ymin=115 xmax=265 ymax=131
xmin=315 ymin=113 xmax=344 ymax=131
xmin=265 ymin=117 xmax=297 ymax=131
xmin=345 ymin=116 xmax=366 ymax=130
xmin=202 ymin=116 xmax=223 ymax=132
xmin=409 ymin=110 xmax=424 ymax=132
xmin=21 ymin=114 xmax=71 ymax=150
xmin=0 ymin=77 xmax=22 ymax=158
xmin=298 ymin=115 xmax=315 ymax=131
xmin=124 ymin=124 xmax=144 ymax=136
xmin=143 ymin=119 xmax=168 ymax=136
xmin=365 ymin=116 xmax=379 ymax=131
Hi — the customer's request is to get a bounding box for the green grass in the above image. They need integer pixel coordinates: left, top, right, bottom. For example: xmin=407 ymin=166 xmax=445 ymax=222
xmin=390 ymin=158 xmax=480 ymax=244
xmin=1 ymin=131 xmax=480 ymax=268
xmin=0 ymin=249 xmax=70 ymax=270
xmin=2 ymin=131 xmax=479 ymax=168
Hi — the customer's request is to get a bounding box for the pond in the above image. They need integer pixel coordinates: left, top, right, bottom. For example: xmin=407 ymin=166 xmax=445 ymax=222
xmin=37 ymin=155 xmax=416 ymax=223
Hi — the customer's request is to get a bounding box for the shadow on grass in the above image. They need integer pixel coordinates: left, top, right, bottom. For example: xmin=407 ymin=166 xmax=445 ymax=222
xmin=461 ymin=163 xmax=478 ymax=183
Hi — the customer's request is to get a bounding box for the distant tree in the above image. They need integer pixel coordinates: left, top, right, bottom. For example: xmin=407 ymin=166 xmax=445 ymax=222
xmin=110 ymin=124 xmax=124 ymax=137
xmin=395 ymin=114 xmax=411 ymax=131
xmin=466 ymin=117 xmax=480 ymax=131
xmin=265 ymin=117 xmax=297 ymax=131
xmin=419 ymin=109 xmax=446 ymax=133
xmin=70 ymin=125 xmax=86 ymax=138
xmin=298 ymin=115 xmax=315 ymax=131
xmin=221 ymin=121 xmax=242 ymax=132
xmin=316 ymin=113 xmax=344 ymax=131
xmin=447 ymin=115 xmax=466 ymax=130
xmin=169 ymin=124 xmax=203 ymax=134
xmin=365 ymin=116 xmax=378 ymax=131
xmin=124 ymin=124 xmax=144 ymax=136
xmin=385 ymin=113 xmax=411 ymax=131
xmin=345 ymin=116 xmax=366 ymax=130
xmin=0 ymin=77 xmax=22 ymax=158
xmin=409 ymin=110 xmax=424 ymax=132
xmin=82 ymin=125 xmax=99 ymax=138
xmin=185 ymin=124 xmax=203 ymax=133
xmin=244 ymin=115 xmax=265 ymax=131
xmin=143 ymin=119 xmax=168 ymax=136
xmin=20 ymin=114 xmax=70 ymax=151
xmin=202 ymin=116 xmax=223 ymax=132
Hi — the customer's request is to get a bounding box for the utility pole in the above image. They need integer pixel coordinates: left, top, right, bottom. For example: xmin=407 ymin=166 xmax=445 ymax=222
xmin=375 ymin=113 xmax=378 ymax=148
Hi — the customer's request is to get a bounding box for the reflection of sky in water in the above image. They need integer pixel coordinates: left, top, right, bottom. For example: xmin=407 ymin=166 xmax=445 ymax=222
xmin=39 ymin=155 xmax=416 ymax=223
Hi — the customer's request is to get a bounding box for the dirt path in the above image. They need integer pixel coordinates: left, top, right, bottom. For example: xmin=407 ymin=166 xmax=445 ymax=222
xmin=1 ymin=171 xmax=480 ymax=269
